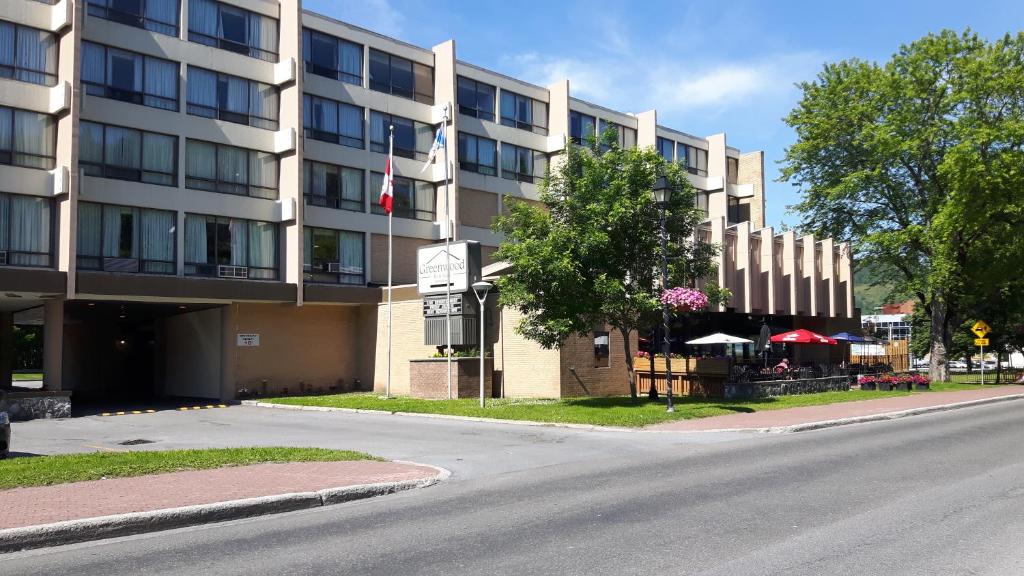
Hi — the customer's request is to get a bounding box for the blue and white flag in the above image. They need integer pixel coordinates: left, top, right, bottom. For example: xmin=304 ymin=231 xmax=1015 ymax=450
xmin=420 ymin=125 xmax=446 ymax=173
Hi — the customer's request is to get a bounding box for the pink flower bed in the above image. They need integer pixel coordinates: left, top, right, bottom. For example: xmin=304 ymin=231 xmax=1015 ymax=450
xmin=858 ymin=373 xmax=930 ymax=388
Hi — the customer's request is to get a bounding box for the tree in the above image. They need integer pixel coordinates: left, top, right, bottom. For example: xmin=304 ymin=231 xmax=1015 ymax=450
xmin=780 ymin=30 xmax=1024 ymax=382
xmin=493 ymin=131 xmax=725 ymax=401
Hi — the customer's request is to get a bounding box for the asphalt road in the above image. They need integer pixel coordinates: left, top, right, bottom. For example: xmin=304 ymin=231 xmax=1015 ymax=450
xmin=6 ymin=402 xmax=1024 ymax=575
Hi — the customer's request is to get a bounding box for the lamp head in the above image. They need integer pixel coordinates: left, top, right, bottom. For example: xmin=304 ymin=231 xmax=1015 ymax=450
xmin=472 ymin=281 xmax=493 ymax=301
xmin=652 ymin=175 xmax=673 ymax=206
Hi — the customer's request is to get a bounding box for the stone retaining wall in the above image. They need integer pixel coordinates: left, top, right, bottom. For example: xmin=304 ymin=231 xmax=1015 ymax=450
xmin=724 ymin=376 xmax=851 ymax=400
xmin=0 ymin=391 xmax=72 ymax=421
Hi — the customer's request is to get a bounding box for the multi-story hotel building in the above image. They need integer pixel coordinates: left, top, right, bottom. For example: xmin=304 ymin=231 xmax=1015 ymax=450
xmin=0 ymin=0 xmax=857 ymax=403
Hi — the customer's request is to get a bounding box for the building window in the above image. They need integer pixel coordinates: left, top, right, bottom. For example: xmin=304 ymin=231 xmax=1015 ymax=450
xmin=569 ymin=111 xmax=597 ymax=145
xmin=657 ymin=137 xmax=674 ymax=161
xmin=370 ymin=111 xmax=432 ymax=160
xmin=86 ymin=0 xmax=179 ymax=37
xmin=696 ymin=190 xmax=709 ymax=214
xmin=368 ymin=49 xmax=433 ymax=104
xmin=76 ymin=202 xmax=175 ymax=274
xmin=457 ymin=76 xmax=495 ymax=122
xmin=457 ymin=132 xmax=497 ymax=176
xmin=187 ymin=66 xmax=279 ymax=130
xmin=500 ymin=143 xmax=546 ymax=183
xmin=185 ymin=139 xmax=278 ymax=200
xmin=0 ymin=106 xmax=56 ymax=170
xmin=188 ymin=0 xmax=278 ymax=62
xmin=303 ymin=227 xmax=364 ymax=285
xmin=0 ymin=21 xmax=58 ymax=87
xmin=184 ymin=214 xmax=277 ymax=280
xmin=727 ymin=157 xmax=739 ymax=185
xmin=80 ymin=122 xmax=177 ymax=186
xmin=302 ymin=28 xmax=361 ymax=85
xmin=597 ymin=119 xmax=636 ymax=152
xmin=677 ymin=143 xmax=708 ymax=177
xmin=370 ymin=172 xmax=435 ymax=221
xmin=303 ymin=94 xmax=363 ymax=148
xmin=727 ymin=197 xmax=750 ymax=224
xmin=82 ymin=42 xmax=178 ymax=111
xmin=0 ymin=192 xmax=51 ymax=267
xmin=304 ymin=161 xmax=363 ymax=212
xmin=593 ymin=331 xmax=610 ymax=368
xmin=501 ymin=90 xmax=547 ymax=135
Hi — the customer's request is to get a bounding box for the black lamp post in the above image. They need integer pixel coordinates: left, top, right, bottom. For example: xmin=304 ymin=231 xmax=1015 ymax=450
xmin=652 ymin=176 xmax=675 ymax=413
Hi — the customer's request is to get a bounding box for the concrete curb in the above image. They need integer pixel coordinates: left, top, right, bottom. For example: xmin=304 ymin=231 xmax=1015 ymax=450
xmin=243 ymin=392 xmax=1024 ymax=435
xmin=0 ymin=465 xmax=450 ymax=554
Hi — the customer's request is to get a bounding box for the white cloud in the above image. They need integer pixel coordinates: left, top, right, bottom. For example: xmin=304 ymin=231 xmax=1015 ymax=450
xmin=311 ymin=0 xmax=404 ymax=37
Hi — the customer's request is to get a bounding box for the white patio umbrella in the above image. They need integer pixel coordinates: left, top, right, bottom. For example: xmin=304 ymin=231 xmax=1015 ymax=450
xmin=685 ymin=333 xmax=754 ymax=345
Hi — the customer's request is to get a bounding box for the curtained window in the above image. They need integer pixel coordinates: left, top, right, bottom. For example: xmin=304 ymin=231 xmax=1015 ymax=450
xmin=184 ymin=214 xmax=276 ymax=279
xmin=303 ymin=160 xmax=363 ymax=212
xmin=79 ymin=121 xmax=177 ymax=186
xmin=82 ymin=42 xmax=179 ymax=111
xmin=185 ymin=139 xmax=278 ymax=199
xmin=457 ymin=132 xmax=497 ymax=176
xmin=303 ymin=227 xmax=364 ymax=285
xmin=457 ymin=77 xmax=495 ymax=122
xmin=0 ymin=192 xmax=52 ymax=267
xmin=501 ymin=90 xmax=547 ymax=135
xmin=500 ymin=143 xmax=540 ymax=183
xmin=188 ymin=0 xmax=278 ymax=62
xmin=302 ymin=28 xmax=362 ymax=86
xmin=370 ymin=172 xmax=435 ymax=221
xmin=0 ymin=21 xmax=58 ymax=87
xmin=369 ymin=112 xmax=432 ymax=160
xmin=86 ymin=0 xmax=179 ymax=37
xmin=188 ymin=66 xmax=278 ymax=130
xmin=368 ymin=49 xmax=433 ymax=104
xmin=0 ymin=107 xmax=56 ymax=170
xmin=569 ymin=111 xmax=596 ymax=145
xmin=302 ymin=94 xmax=363 ymax=148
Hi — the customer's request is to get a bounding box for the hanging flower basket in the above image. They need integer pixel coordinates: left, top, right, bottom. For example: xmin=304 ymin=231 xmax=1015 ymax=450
xmin=660 ymin=287 xmax=709 ymax=313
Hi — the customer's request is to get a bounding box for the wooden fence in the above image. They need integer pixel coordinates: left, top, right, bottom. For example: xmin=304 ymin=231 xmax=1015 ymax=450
xmin=851 ymin=340 xmax=910 ymax=372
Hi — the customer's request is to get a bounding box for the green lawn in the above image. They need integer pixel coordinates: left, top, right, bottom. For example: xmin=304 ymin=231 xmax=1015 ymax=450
xmin=263 ymin=383 xmax=1015 ymax=428
xmin=11 ymin=372 xmax=42 ymax=381
xmin=0 ymin=447 xmax=380 ymax=490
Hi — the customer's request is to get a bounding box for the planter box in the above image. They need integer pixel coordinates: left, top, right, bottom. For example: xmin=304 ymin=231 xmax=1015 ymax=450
xmin=914 ymin=382 xmax=930 ymax=390
xmin=877 ymin=381 xmax=893 ymax=391
xmin=860 ymin=381 xmax=877 ymax=390
xmin=410 ymin=358 xmax=493 ymax=399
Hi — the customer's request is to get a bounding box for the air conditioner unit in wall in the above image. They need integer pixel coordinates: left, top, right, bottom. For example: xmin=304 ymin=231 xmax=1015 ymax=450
xmin=218 ymin=265 xmax=248 ymax=279
xmin=327 ymin=262 xmax=342 ymax=273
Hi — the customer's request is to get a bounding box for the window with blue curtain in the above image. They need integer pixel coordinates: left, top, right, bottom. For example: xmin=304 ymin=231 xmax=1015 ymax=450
xmin=368 ymin=48 xmax=433 ymax=104
xmin=500 ymin=90 xmax=547 ymax=135
xmin=0 ymin=192 xmax=52 ymax=267
xmin=185 ymin=139 xmax=278 ymax=200
xmin=188 ymin=0 xmax=278 ymax=62
xmin=79 ymin=121 xmax=177 ymax=186
xmin=302 ymin=28 xmax=362 ymax=85
xmin=500 ymin=143 xmax=544 ymax=183
xmin=369 ymin=111 xmax=432 ymax=160
xmin=303 ymin=160 xmax=363 ymax=212
xmin=656 ymin=137 xmax=674 ymax=161
xmin=302 ymin=94 xmax=363 ymax=148
xmin=76 ymin=201 xmax=175 ymax=274
xmin=0 ymin=21 xmax=58 ymax=87
xmin=0 ymin=106 xmax=56 ymax=170
xmin=184 ymin=214 xmax=277 ymax=279
xmin=303 ymin=227 xmax=364 ymax=285
xmin=569 ymin=111 xmax=596 ymax=145
xmin=82 ymin=42 xmax=178 ymax=111
xmin=457 ymin=132 xmax=497 ymax=176
xmin=187 ymin=66 xmax=278 ymax=130
xmin=369 ymin=173 xmax=435 ymax=221
xmin=86 ymin=0 xmax=180 ymax=37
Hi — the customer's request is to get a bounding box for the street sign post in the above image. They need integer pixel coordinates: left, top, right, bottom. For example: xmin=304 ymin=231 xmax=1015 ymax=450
xmin=973 ymin=338 xmax=989 ymax=347
xmin=972 ymin=321 xmax=992 ymax=385
xmin=971 ymin=320 xmax=991 ymax=338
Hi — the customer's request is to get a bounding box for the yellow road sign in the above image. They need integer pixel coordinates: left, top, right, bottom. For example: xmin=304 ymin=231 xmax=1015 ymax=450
xmin=971 ymin=320 xmax=991 ymax=338
xmin=974 ymin=338 xmax=989 ymax=347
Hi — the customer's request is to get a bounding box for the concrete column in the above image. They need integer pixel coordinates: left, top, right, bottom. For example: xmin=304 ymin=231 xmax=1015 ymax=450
xmin=760 ymin=227 xmax=775 ymax=315
xmin=219 ymin=304 xmax=236 ymax=402
xmin=710 ymin=216 xmax=727 ymax=311
xmin=634 ymin=110 xmax=657 ymax=149
xmin=0 ymin=312 xmax=12 ymax=390
xmin=55 ymin=0 xmax=82 ymax=298
xmin=279 ymin=0 xmax=303 ymax=302
xmin=838 ymin=242 xmax=855 ymax=318
xmin=820 ymin=238 xmax=836 ymax=317
xmin=735 ymin=221 xmax=751 ymax=313
xmin=801 ymin=235 xmax=818 ymax=317
xmin=781 ymin=230 xmax=797 ymax=315
xmin=42 ymin=299 xmax=63 ymax=391
xmin=432 ymin=40 xmax=458 ymax=241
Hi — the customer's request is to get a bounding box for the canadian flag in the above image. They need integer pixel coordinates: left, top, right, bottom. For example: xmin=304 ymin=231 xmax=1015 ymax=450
xmin=378 ymin=153 xmax=393 ymax=215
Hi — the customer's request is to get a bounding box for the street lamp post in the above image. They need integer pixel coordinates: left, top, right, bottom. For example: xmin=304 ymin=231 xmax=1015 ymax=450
xmin=472 ymin=281 xmax=493 ymax=408
xmin=652 ymin=176 xmax=675 ymax=413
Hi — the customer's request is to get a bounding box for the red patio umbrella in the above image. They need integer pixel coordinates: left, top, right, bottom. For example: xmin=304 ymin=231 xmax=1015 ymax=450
xmin=770 ymin=329 xmax=837 ymax=345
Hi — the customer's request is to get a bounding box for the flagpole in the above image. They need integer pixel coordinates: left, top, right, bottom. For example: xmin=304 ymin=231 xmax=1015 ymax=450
xmin=386 ymin=125 xmax=394 ymax=399
xmin=443 ymin=104 xmax=453 ymax=400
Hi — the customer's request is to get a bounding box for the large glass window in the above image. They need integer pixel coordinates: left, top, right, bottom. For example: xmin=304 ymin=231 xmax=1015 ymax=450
xmin=677 ymin=143 xmax=709 ymax=176
xmin=501 ymin=90 xmax=547 ymax=135
xmin=368 ymin=49 xmax=433 ymax=104
xmin=657 ymin=137 xmax=674 ymax=161
xmin=727 ymin=156 xmax=739 ymax=184
xmin=188 ymin=0 xmax=278 ymax=62
xmin=0 ymin=192 xmax=51 ymax=267
xmin=370 ymin=172 xmax=435 ymax=221
xmin=696 ymin=190 xmax=709 ymax=214
xmin=0 ymin=106 xmax=56 ymax=170
xmin=370 ymin=111 xmax=433 ymax=160
xmin=0 ymin=21 xmax=58 ymax=86
xmin=185 ymin=139 xmax=278 ymax=200
xmin=457 ymin=76 xmax=495 ymax=122
xmin=303 ymin=94 xmax=363 ymax=148
xmin=303 ymin=227 xmax=364 ymax=285
xmin=86 ymin=0 xmax=179 ymax=37
xmin=457 ymin=132 xmax=497 ymax=176
xmin=184 ymin=214 xmax=277 ymax=279
xmin=76 ymin=202 xmax=175 ymax=274
xmin=82 ymin=42 xmax=178 ymax=111
xmin=80 ymin=122 xmax=177 ymax=186
xmin=500 ymin=143 xmax=546 ymax=183
xmin=569 ymin=111 xmax=596 ymax=145
xmin=597 ymin=119 xmax=636 ymax=151
xmin=304 ymin=161 xmax=363 ymax=211
xmin=302 ymin=28 xmax=361 ymax=86
xmin=187 ymin=66 xmax=278 ymax=130
xmin=728 ymin=197 xmax=750 ymax=224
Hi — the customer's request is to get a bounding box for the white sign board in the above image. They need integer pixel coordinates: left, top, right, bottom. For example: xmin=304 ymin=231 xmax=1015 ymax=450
xmin=237 ymin=333 xmax=260 ymax=347
xmin=417 ymin=243 xmax=469 ymax=295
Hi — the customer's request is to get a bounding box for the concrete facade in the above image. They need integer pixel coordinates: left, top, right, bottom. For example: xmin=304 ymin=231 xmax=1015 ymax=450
xmin=0 ymin=0 xmax=856 ymax=401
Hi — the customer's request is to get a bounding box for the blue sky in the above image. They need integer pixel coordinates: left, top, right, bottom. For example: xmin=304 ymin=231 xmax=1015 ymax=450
xmin=305 ymin=0 xmax=1024 ymax=229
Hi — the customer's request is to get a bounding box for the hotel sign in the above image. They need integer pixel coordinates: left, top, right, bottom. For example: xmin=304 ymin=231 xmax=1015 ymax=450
xmin=237 ymin=333 xmax=260 ymax=347
xmin=417 ymin=242 xmax=471 ymax=295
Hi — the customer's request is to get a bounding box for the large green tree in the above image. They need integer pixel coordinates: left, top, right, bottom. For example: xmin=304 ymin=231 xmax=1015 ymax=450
xmin=781 ymin=30 xmax=1024 ymax=381
xmin=493 ymin=131 xmax=724 ymax=401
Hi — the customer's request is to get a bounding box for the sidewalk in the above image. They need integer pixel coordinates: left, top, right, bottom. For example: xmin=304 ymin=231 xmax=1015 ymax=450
xmin=650 ymin=385 xmax=1024 ymax=432
xmin=0 ymin=460 xmax=441 ymax=531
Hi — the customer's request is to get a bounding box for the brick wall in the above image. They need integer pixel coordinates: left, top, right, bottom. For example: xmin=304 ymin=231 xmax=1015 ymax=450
xmin=459 ymin=187 xmax=499 ymax=229
xmin=373 ymin=298 xmax=437 ymax=395
xmin=370 ymin=234 xmax=435 ymax=285
xmin=558 ymin=326 xmax=637 ymax=397
xmin=494 ymin=306 xmax=562 ymax=397
xmin=409 ymin=358 xmax=493 ymax=399
xmin=737 ymin=151 xmax=765 ymax=229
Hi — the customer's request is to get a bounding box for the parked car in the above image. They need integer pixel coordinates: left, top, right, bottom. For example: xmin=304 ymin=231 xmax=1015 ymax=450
xmin=948 ymin=360 xmax=968 ymax=370
xmin=912 ymin=358 xmax=930 ymax=370
xmin=0 ymin=392 xmax=8 ymax=459
xmin=981 ymin=360 xmax=997 ymax=370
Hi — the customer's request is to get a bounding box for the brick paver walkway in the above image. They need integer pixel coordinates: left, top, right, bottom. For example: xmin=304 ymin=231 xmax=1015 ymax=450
xmin=651 ymin=385 xmax=1024 ymax=432
xmin=0 ymin=460 xmax=438 ymax=530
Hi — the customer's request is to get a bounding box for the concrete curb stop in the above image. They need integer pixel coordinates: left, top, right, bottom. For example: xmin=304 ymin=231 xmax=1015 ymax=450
xmin=0 ymin=465 xmax=450 ymax=554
